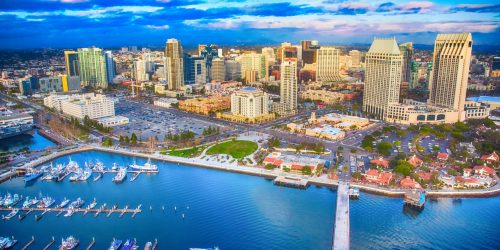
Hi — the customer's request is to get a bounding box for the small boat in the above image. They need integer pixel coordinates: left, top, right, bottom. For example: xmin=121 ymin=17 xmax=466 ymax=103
xmin=93 ymin=172 xmax=103 ymax=182
xmin=66 ymin=158 xmax=80 ymax=172
xmin=88 ymin=199 xmax=97 ymax=209
xmin=0 ymin=236 xmax=18 ymax=249
xmin=79 ymin=168 xmax=92 ymax=181
xmin=144 ymin=242 xmax=152 ymax=250
xmin=122 ymin=238 xmax=137 ymax=250
xmin=130 ymin=172 xmax=139 ymax=182
xmin=94 ymin=160 xmax=105 ymax=171
xmin=58 ymin=198 xmax=70 ymax=208
xmin=22 ymin=197 xmax=38 ymax=208
xmin=2 ymin=194 xmax=20 ymax=207
xmin=63 ymin=210 xmax=75 ymax=217
xmin=59 ymin=236 xmax=79 ymax=250
xmin=109 ymin=238 xmax=122 ymax=250
xmin=112 ymin=168 xmax=127 ymax=183
xmin=129 ymin=159 xmax=158 ymax=172
xmin=69 ymin=169 xmax=82 ymax=182
xmin=111 ymin=163 xmax=119 ymax=171
xmin=37 ymin=196 xmax=55 ymax=208
xmin=24 ymin=168 xmax=43 ymax=182
xmin=2 ymin=209 xmax=19 ymax=220
xmin=69 ymin=198 xmax=84 ymax=209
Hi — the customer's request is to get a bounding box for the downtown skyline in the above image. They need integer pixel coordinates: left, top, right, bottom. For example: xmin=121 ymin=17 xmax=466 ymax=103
xmin=0 ymin=0 xmax=499 ymax=49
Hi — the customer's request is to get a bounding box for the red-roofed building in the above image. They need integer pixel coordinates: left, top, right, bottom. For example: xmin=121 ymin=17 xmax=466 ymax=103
xmin=370 ymin=157 xmax=389 ymax=168
xmin=437 ymin=152 xmax=449 ymax=161
xmin=400 ymin=176 xmax=421 ymax=189
xmin=456 ymin=176 xmax=482 ymax=188
xmin=364 ymin=169 xmax=392 ymax=186
xmin=463 ymin=168 xmax=473 ymax=177
xmin=480 ymin=152 xmax=499 ymax=164
xmin=407 ymin=155 xmax=423 ymax=167
xmin=291 ymin=164 xmax=303 ymax=170
xmin=473 ymin=164 xmax=495 ymax=176
xmin=263 ymin=157 xmax=276 ymax=165
xmin=416 ymin=171 xmax=432 ymax=181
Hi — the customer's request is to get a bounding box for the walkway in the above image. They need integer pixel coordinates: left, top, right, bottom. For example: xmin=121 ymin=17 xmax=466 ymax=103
xmin=333 ymin=179 xmax=350 ymax=250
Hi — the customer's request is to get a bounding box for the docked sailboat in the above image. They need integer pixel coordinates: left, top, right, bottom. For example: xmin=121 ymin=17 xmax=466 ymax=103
xmin=58 ymin=198 xmax=70 ymax=208
xmin=69 ymin=169 xmax=82 ymax=182
xmin=109 ymin=238 xmax=123 ymax=250
xmin=0 ymin=236 xmax=17 ymax=249
xmin=2 ymin=194 xmax=21 ymax=207
xmin=79 ymin=168 xmax=92 ymax=181
xmin=68 ymin=198 xmax=84 ymax=209
xmin=37 ymin=196 xmax=55 ymax=208
xmin=2 ymin=209 xmax=19 ymax=220
xmin=129 ymin=159 xmax=158 ymax=172
xmin=24 ymin=168 xmax=43 ymax=182
xmin=112 ymin=168 xmax=127 ymax=183
xmin=59 ymin=236 xmax=79 ymax=250
xmin=122 ymin=238 xmax=137 ymax=250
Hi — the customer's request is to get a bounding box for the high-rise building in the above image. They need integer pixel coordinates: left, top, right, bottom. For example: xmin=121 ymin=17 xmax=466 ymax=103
xmin=410 ymin=61 xmax=419 ymax=89
xmin=64 ymin=51 xmax=79 ymax=77
xmin=239 ymin=52 xmax=267 ymax=83
xmin=211 ymin=58 xmax=225 ymax=81
xmin=261 ymin=47 xmax=275 ymax=65
xmin=363 ymin=38 xmax=403 ymax=119
xmin=399 ymin=42 xmax=414 ymax=83
xmin=198 ymin=44 xmax=207 ymax=56
xmin=279 ymin=60 xmax=298 ymax=113
xmin=39 ymin=75 xmax=80 ymax=93
xmin=77 ymin=48 xmax=108 ymax=89
xmin=200 ymin=44 xmax=218 ymax=81
xmin=316 ymin=46 xmax=341 ymax=83
xmin=19 ymin=79 xmax=32 ymax=96
xmin=231 ymin=87 xmax=269 ymax=118
xmin=301 ymin=40 xmax=319 ymax=64
xmin=133 ymin=60 xmax=149 ymax=82
xmin=349 ymin=50 xmax=361 ymax=67
xmin=104 ymin=51 xmax=115 ymax=84
xmin=165 ymin=38 xmax=184 ymax=90
xmin=225 ymin=60 xmax=241 ymax=81
xmin=183 ymin=54 xmax=206 ymax=85
xmin=428 ymin=33 xmax=472 ymax=120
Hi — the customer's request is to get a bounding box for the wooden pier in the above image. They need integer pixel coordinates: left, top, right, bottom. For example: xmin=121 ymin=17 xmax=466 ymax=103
xmin=1 ymin=205 xmax=142 ymax=218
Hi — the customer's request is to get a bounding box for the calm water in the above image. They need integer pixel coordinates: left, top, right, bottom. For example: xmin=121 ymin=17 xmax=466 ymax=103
xmin=0 ymin=129 xmax=56 ymax=152
xmin=0 ymin=151 xmax=499 ymax=250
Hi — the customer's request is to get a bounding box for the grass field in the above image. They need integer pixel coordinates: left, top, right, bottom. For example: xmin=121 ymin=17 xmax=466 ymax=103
xmin=206 ymin=140 xmax=258 ymax=159
xmin=162 ymin=146 xmax=206 ymax=158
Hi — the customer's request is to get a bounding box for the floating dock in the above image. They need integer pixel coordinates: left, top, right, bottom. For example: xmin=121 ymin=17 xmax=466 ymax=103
xmin=273 ymin=176 xmax=309 ymax=189
xmin=404 ymin=190 xmax=426 ymax=210
xmin=349 ymin=187 xmax=359 ymax=199
xmin=21 ymin=236 xmax=35 ymax=250
xmin=1 ymin=206 xmax=142 ymax=218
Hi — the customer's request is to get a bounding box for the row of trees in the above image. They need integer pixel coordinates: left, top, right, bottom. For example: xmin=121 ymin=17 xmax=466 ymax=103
xmin=165 ymin=130 xmax=195 ymax=142
xmin=119 ymin=133 xmax=138 ymax=144
xmin=83 ymin=116 xmax=112 ymax=133
xmin=202 ymin=126 xmax=220 ymax=136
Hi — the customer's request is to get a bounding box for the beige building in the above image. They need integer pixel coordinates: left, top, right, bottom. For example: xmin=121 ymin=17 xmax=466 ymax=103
xmin=349 ymin=50 xmax=361 ymax=67
xmin=429 ymin=33 xmax=472 ymax=121
xmin=300 ymin=89 xmax=343 ymax=104
xmin=276 ymin=60 xmax=298 ymax=115
xmin=363 ymin=38 xmax=403 ymax=119
xmin=211 ymin=58 xmax=225 ymax=81
xmin=239 ymin=52 xmax=267 ymax=83
xmin=165 ymin=38 xmax=184 ymax=90
xmin=316 ymin=46 xmax=341 ymax=83
xmin=218 ymin=87 xmax=275 ymax=123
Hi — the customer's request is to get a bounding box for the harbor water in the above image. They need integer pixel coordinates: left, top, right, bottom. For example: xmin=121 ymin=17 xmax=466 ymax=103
xmin=1 ymin=151 xmax=499 ymax=250
xmin=0 ymin=129 xmax=56 ymax=152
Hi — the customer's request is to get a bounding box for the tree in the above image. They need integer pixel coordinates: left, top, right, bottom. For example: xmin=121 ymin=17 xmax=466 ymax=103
xmin=302 ymin=166 xmax=312 ymax=175
xmin=361 ymin=135 xmax=375 ymax=151
xmin=432 ymin=145 xmax=440 ymax=152
xmin=394 ymin=160 xmax=414 ymax=176
xmin=394 ymin=140 xmax=401 ymax=147
xmin=265 ymin=164 xmax=276 ymax=170
xmin=352 ymin=172 xmax=362 ymax=181
xmin=124 ymin=136 xmax=130 ymax=144
xmin=131 ymin=133 xmax=138 ymax=144
xmin=376 ymin=142 xmax=393 ymax=156
xmin=268 ymin=137 xmax=281 ymax=148
xmin=101 ymin=137 xmax=113 ymax=147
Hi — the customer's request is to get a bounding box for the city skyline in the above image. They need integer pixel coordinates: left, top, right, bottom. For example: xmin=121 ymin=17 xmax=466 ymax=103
xmin=0 ymin=0 xmax=499 ymax=49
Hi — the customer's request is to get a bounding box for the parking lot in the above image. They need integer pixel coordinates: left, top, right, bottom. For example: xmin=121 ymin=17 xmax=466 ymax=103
xmin=113 ymin=99 xmax=226 ymax=141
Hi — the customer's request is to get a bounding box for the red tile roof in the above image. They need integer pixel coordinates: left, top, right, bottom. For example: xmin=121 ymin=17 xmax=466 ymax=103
xmin=417 ymin=171 xmax=432 ymax=180
xmin=370 ymin=157 xmax=389 ymax=168
xmin=437 ymin=152 xmax=449 ymax=160
xmin=400 ymin=176 xmax=419 ymax=188
xmin=473 ymin=165 xmax=495 ymax=175
xmin=407 ymin=155 xmax=423 ymax=167
xmin=291 ymin=164 xmax=303 ymax=170
xmin=480 ymin=152 xmax=499 ymax=162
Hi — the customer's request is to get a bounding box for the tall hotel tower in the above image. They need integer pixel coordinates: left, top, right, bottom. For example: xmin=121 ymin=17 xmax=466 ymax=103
xmin=316 ymin=46 xmax=341 ymax=83
xmin=165 ymin=38 xmax=185 ymax=90
xmin=77 ymin=48 xmax=108 ymax=89
xmin=363 ymin=38 xmax=403 ymax=119
xmin=428 ymin=33 xmax=472 ymax=121
xmin=280 ymin=60 xmax=298 ymax=113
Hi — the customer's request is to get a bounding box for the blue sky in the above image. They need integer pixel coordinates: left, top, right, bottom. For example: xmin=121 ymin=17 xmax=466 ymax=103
xmin=0 ymin=0 xmax=499 ymax=49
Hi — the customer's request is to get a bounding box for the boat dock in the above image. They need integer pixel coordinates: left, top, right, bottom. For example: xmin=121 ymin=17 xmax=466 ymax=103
xmin=86 ymin=237 xmax=95 ymax=250
xmin=349 ymin=187 xmax=359 ymax=199
xmin=404 ymin=190 xmax=426 ymax=209
xmin=273 ymin=176 xmax=309 ymax=189
xmin=21 ymin=236 xmax=35 ymax=250
xmin=0 ymin=206 xmax=142 ymax=218
xmin=332 ymin=180 xmax=350 ymax=250
xmin=42 ymin=237 xmax=55 ymax=250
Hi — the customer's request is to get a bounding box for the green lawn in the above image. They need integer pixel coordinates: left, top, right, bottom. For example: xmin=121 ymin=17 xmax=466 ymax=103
xmin=206 ymin=140 xmax=258 ymax=159
xmin=162 ymin=146 xmax=206 ymax=158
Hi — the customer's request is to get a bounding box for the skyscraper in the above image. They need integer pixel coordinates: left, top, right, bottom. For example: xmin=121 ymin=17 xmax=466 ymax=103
xmin=104 ymin=51 xmax=115 ymax=84
xmin=64 ymin=51 xmax=79 ymax=77
xmin=77 ymin=48 xmax=108 ymax=89
xmin=211 ymin=58 xmax=225 ymax=81
xmin=399 ymin=42 xmax=414 ymax=83
xmin=261 ymin=47 xmax=275 ymax=65
xmin=349 ymin=50 xmax=361 ymax=67
xmin=200 ymin=44 xmax=218 ymax=81
xmin=239 ymin=52 xmax=267 ymax=83
xmin=363 ymin=38 xmax=402 ymax=119
xmin=410 ymin=61 xmax=419 ymax=89
xmin=280 ymin=60 xmax=298 ymax=113
xmin=301 ymin=40 xmax=319 ymax=65
xmin=225 ymin=60 xmax=241 ymax=81
xmin=428 ymin=33 xmax=472 ymax=120
xmin=165 ymin=38 xmax=184 ymax=90
xmin=316 ymin=46 xmax=341 ymax=83
xmin=183 ymin=54 xmax=204 ymax=85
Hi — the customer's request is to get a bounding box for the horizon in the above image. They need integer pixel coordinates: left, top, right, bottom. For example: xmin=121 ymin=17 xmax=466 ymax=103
xmin=0 ymin=0 xmax=499 ymax=49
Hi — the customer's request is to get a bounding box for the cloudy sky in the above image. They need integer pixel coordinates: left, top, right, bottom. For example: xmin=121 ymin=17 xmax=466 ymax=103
xmin=0 ymin=0 xmax=499 ymax=49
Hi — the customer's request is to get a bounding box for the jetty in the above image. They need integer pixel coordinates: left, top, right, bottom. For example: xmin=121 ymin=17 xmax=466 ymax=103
xmin=86 ymin=237 xmax=95 ymax=250
xmin=332 ymin=180 xmax=350 ymax=250
xmin=273 ymin=176 xmax=308 ymax=189
xmin=21 ymin=236 xmax=35 ymax=250
xmin=1 ymin=206 xmax=142 ymax=218
xmin=42 ymin=237 xmax=55 ymax=250
xmin=404 ymin=190 xmax=426 ymax=209
xmin=152 ymin=239 xmax=158 ymax=250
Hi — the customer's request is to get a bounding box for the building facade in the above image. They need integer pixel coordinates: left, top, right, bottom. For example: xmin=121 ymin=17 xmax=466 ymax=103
xmin=239 ymin=52 xmax=267 ymax=83
xmin=211 ymin=58 xmax=225 ymax=82
xmin=363 ymin=38 xmax=403 ymax=119
xmin=104 ymin=51 xmax=115 ymax=84
xmin=64 ymin=51 xmax=79 ymax=77
xmin=77 ymin=48 xmax=108 ymax=89
xmin=316 ymin=46 xmax=341 ymax=83
xmin=230 ymin=87 xmax=269 ymax=118
xmin=165 ymin=38 xmax=185 ymax=90
xmin=428 ymin=33 xmax=473 ymax=121
xmin=278 ymin=60 xmax=298 ymax=115
xmin=44 ymin=93 xmax=115 ymax=119
xmin=399 ymin=42 xmax=414 ymax=84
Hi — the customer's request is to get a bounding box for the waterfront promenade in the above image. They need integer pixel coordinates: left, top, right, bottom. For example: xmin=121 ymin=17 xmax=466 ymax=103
xmin=3 ymin=144 xmax=500 ymax=198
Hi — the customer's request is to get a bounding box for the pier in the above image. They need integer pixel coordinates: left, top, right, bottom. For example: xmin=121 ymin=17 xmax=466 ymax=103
xmin=42 ymin=237 xmax=55 ymax=250
xmin=0 ymin=206 xmax=142 ymax=218
xmin=86 ymin=237 xmax=95 ymax=250
xmin=332 ymin=180 xmax=350 ymax=250
xmin=21 ymin=236 xmax=35 ymax=250
xmin=273 ymin=176 xmax=308 ymax=189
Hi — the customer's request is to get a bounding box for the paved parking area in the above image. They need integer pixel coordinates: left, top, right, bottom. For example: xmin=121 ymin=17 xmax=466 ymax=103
xmin=113 ymin=99 xmax=226 ymax=141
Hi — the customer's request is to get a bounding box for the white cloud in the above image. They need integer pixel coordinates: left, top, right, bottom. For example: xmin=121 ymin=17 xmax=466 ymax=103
xmin=146 ymin=24 xmax=170 ymax=30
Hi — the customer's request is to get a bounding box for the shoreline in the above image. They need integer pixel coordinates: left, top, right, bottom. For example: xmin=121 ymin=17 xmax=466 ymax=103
xmin=8 ymin=145 xmax=500 ymax=199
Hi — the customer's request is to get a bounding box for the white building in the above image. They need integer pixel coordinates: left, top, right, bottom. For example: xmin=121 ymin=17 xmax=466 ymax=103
xmin=44 ymin=93 xmax=115 ymax=119
xmin=276 ymin=60 xmax=297 ymax=115
xmin=316 ymin=46 xmax=341 ymax=83
xmin=95 ymin=116 xmax=129 ymax=127
xmin=230 ymin=87 xmax=269 ymax=118
xmin=363 ymin=38 xmax=403 ymax=119
xmin=154 ymin=98 xmax=179 ymax=108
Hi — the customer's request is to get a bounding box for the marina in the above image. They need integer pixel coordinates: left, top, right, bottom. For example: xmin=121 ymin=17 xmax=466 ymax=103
xmin=0 ymin=151 xmax=499 ymax=249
